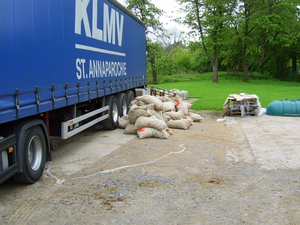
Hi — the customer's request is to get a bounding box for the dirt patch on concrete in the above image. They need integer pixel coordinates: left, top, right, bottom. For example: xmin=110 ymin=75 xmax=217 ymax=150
xmin=195 ymin=110 xmax=223 ymax=117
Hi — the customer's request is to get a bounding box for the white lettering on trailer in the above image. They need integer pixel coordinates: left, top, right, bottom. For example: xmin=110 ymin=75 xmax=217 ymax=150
xmin=76 ymin=58 xmax=87 ymax=79
xmin=75 ymin=0 xmax=92 ymax=38
xmin=92 ymin=0 xmax=102 ymax=41
xmin=75 ymin=0 xmax=124 ymax=46
xmin=76 ymin=58 xmax=127 ymax=80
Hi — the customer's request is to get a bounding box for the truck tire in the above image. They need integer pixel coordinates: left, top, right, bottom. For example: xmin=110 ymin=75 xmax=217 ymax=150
xmin=13 ymin=126 xmax=46 ymax=184
xmin=102 ymin=95 xmax=119 ymax=130
xmin=117 ymin=93 xmax=128 ymax=116
xmin=126 ymin=90 xmax=135 ymax=108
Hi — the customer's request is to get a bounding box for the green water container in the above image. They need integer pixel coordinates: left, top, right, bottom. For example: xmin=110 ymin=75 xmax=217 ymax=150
xmin=266 ymin=99 xmax=300 ymax=116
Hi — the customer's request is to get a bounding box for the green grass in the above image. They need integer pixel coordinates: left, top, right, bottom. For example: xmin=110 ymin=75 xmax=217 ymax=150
xmin=155 ymin=74 xmax=300 ymax=111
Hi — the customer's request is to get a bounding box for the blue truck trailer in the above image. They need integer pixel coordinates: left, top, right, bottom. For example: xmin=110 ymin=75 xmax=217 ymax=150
xmin=0 ymin=0 xmax=146 ymax=184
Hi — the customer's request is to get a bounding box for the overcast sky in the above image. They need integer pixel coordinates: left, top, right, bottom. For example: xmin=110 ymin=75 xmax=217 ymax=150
xmin=117 ymin=0 xmax=183 ymax=29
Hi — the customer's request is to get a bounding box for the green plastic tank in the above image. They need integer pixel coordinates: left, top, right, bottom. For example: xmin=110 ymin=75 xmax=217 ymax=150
xmin=266 ymin=99 xmax=300 ymax=116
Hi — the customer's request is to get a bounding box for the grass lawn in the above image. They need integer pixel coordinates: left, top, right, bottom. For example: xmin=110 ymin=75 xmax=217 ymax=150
xmin=154 ymin=73 xmax=300 ymax=111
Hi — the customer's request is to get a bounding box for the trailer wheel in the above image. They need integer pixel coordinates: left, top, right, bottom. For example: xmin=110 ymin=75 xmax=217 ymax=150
xmin=102 ymin=95 xmax=119 ymax=130
xmin=13 ymin=126 xmax=46 ymax=184
xmin=117 ymin=93 xmax=128 ymax=116
xmin=126 ymin=90 xmax=135 ymax=107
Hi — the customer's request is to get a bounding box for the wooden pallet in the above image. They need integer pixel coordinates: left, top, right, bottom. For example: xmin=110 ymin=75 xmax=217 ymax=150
xmin=229 ymin=99 xmax=258 ymax=116
xmin=150 ymin=86 xmax=176 ymax=97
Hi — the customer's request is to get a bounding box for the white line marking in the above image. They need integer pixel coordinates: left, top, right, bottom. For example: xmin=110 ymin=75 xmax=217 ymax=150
xmin=45 ymin=163 xmax=65 ymax=185
xmin=75 ymin=44 xmax=126 ymax=57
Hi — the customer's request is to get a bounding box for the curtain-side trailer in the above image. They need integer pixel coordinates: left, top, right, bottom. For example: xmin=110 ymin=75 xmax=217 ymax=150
xmin=0 ymin=0 xmax=146 ymax=184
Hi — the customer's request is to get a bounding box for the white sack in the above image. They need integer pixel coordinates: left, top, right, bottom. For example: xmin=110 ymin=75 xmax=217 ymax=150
xmin=136 ymin=95 xmax=163 ymax=111
xmin=167 ymin=119 xmax=193 ymax=130
xmin=189 ymin=113 xmax=203 ymax=122
xmin=118 ymin=116 xmax=129 ymax=129
xmin=134 ymin=116 xmax=168 ymax=131
xmin=124 ymin=123 xmax=136 ymax=134
xmin=128 ymin=104 xmax=154 ymax=124
xmin=137 ymin=127 xmax=170 ymax=139
xmin=164 ymin=110 xmax=184 ymax=120
xmin=162 ymin=102 xmax=176 ymax=112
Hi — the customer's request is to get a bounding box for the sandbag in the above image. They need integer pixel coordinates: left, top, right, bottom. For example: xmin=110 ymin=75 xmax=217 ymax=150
xmin=134 ymin=116 xmax=168 ymax=131
xmin=118 ymin=116 xmax=128 ymax=129
xmin=183 ymin=115 xmax=193 ymax=122
xmin=166 ymin=128 xmax=174 ymax=135
xmin=124 ymin=123 xmax=136 ymax=134
xmin=161 ymin=113 xmax=171 ymax=123
xmin=162 ymin=102 xmax=175 ymax=112
xmin=164 ymin=110 xmax=184 ymax=120
xmin=136 ymin=95 xmax=163 ymax=111
xmin=129 ymin=99 xmax=147 ymax=108
xmin=184 ymin=102 xmax=192 ymax=109
xmin=137 ymin=127 xmax=170 ymax=139
xmin=177 ymin=104 xmax=189 ymax=115
xmin=189 ymin=113 xmax=203 ymax=122
xmin=167 ymin=119 xmax=193 ymax=130
xmin=128 ymin=104 xmax=154 ymax=124
xmin=148 ymin=110 xmax=165 ymax=121
xmin=157 ymin=96 xmax=174 ymax=103
xmin=173 ymin=96 xmax=189 ymax=115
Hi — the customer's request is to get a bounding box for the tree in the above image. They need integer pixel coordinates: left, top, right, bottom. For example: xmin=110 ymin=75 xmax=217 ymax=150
xmin=226 ymin=0 xmax=300 ymax=81
xmin=189 ymin=42 xmax=212 ymax=73
xmin=230 ymin=0 xmax=262 ymax=82
xmin=147 ymin=42 xmax=162 ymax=84
xmin=158 ymin=27 xmax=185 ymax=49
xmin=255 ymin=0 xmax=300 ymax=75
xmin=155 ymin=51 xmax=177 ymax=76
xmin=178 ymin=0 xmax=234 ymax=82
xmin=126 ymin=0 xmax=163 ymax=84
xmin=173 ymin=47 xmax=193 ymax=73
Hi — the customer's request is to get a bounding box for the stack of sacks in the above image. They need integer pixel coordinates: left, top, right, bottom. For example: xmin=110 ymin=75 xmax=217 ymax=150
xmin=118 ymin=94 xmax=203 ymax=139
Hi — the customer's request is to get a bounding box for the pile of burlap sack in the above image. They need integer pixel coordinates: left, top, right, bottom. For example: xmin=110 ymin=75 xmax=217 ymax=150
xmin=118 ymin=94 xmax=203 ymax=139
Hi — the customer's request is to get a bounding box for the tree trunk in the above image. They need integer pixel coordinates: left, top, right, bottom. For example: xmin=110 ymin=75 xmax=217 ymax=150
xmin=243 ymin=54 xmax=249 ymax=82
xmin=292 ymin=53 xmax=297 ymax=73
xmin=259 ymin=50 xmax=276 ymax=74
xmin=150 ymin=57 xmax=157 ymax=84
xmin=259 ymin=62 xmax=264 ymax=74
xmin=212 ymin=59 xmax=218 ymax=82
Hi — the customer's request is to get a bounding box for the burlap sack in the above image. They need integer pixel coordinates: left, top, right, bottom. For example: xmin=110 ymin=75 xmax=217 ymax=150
xmin=118 ymin=116 xmax=128 ymax=129
xmin=183 ymin=115 xmax=193 ymax=122
xmin=167 ymin=119 xmax=193 ymax=130
xmin=162 ymin=102 xmax=175 ymax=112
xmin=173 ymin=96 xmax=189 ymax=115
xmin=157 ymin=96 xmax=174 ymax=103
xmin=129 ymin=99 xmax=147 ymax=108
xmin=136 ymin=127 xmax=153 ymax=139
xmin=128 ymin=104 xmax=154 ymax=124
xmin=184 ymin=102 xmax=192 ymax=109
xmin=148 ymin=110 xmax=165 ymax=121
xmin=189 ymin=113 xmax=203 ymax=122
xmin=164 ymin=110 xmax=184 ymax=120
xmin=124 ymin=123 xmax=136 ymax=134
xmin=166 ymin=128 xmax=174 ymax=135
xmin=134 ymin=116 xmax=168 ymax=131
xmin=137 ymin=127 xmax=170 ymax=139
xmin=177 ymin=104 xmax=189 ymax=115
xmin=161 ymin=113 xmax=171 ymax=123
xmin=173 ymin=95 xmax=182 ymax=107
xmin=136 ymin=95 xmax=163 ymax=111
